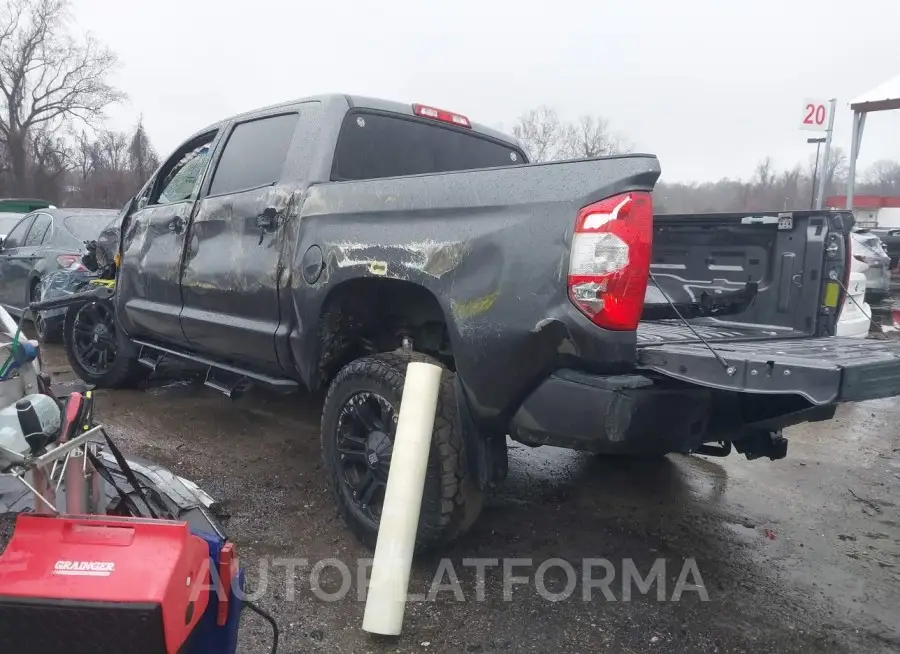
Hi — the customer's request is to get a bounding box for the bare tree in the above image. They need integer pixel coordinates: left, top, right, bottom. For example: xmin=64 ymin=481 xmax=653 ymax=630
xmin=752 ymin=157 xmax=775 ymax=189
xmin=128 ymin=117 xmax=159 ymax=183
xmin=98 ymin=129 xmax=128 ymax=172
xmin=863 ymin=159 xmax=900 ymax=194
xmin=30 ymin=127 xmax=67 ymax=198
xmin=560 ymin=115 xmax=632 ymax=159
xmin=0 ymin=0 xmax=124 ymax=194
xmin=512 ymin=106 xmax=565 ymax=163
xmin=822 ymin=146 xmax=848 ymax=198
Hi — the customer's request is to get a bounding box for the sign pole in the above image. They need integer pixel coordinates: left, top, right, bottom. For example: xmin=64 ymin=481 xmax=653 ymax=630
xmin=815 ymin=98 xmax=837 ymax=210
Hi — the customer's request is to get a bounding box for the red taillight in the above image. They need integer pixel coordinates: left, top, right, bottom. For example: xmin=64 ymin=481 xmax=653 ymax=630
xmin=567 ymin=191 xmax=653 ymax=331
xmin=412 ymin=103 xmax=472 ymax=128
xmin=57 ymin=254 xmax=86 ymax=271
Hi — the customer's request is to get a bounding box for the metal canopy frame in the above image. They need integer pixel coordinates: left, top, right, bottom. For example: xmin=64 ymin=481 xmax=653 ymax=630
xmin=847 ymin=74 xmax=900 ymax=210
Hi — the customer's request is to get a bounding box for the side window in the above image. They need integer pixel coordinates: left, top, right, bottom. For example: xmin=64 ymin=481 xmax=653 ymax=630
xmin=208 ymin=113 xmax=299 ymax=196
xmin=24 ymin=213 xmax=52 ymax=246
xmin=3 ymin=216 xmax=34 ymax=249
xmin=151 ymin=131 xmax=217 ymax=206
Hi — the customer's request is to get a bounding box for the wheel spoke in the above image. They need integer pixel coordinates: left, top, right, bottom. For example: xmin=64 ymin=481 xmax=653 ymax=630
xmin=338 ymin=431 xmax=367 ymax=463
xmin=349 ymin=399 xmax=381 ymax=432
xmin=356 ymin=469 xmax=383 ymax=506
xmin=338 ymin=448 xmax=368 ymax=464
xmin=378 ymin=402 xmax=394 ymax=432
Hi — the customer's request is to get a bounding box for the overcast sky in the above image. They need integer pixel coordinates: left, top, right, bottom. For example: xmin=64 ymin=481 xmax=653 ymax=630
xmin=73 ymin=0 xmax=900 ymax=183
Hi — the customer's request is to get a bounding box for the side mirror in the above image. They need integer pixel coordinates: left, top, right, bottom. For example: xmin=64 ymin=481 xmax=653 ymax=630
xmin=0 ymin=237 xmax=5 ymax=250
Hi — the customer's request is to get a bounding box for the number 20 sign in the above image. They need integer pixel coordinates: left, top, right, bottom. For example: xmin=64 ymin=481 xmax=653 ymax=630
xmin=800 ymin=98 xmax=831 ymax=132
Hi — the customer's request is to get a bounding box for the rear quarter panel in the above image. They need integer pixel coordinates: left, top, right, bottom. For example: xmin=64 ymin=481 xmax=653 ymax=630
xmin=289 ymin=155 xmax=660 ymax=424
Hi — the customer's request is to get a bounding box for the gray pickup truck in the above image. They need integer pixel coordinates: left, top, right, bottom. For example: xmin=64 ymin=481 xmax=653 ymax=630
xmin=72 ymin=94 xmax=900 ymax=550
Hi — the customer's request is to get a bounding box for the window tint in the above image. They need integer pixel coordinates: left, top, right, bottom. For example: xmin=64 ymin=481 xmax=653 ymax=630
xmin=24 ymin=213 xmax=52 ymax=246
xmin=153 ymin=132 xmax=217 ymax=205
xmin=3 ymin=216 xmax=34 ymax=248
xmin=208 ymin=114 xmax=299 ymax=196
xmin=332 ymin=112 xmax=525 ymax=181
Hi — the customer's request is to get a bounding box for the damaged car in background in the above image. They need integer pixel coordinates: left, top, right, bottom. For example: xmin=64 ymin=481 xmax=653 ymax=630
xmin=851 ymin=229 xmax=893 ymax=303
xmin=62 ymin=93 xmax=900 ymax=552
xmin=0 ymin=207 xmax=118 ymax=342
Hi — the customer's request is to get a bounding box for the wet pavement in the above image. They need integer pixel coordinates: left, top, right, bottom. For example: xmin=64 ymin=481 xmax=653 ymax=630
xmin=2 ymin=345 xmax=900 ymax=653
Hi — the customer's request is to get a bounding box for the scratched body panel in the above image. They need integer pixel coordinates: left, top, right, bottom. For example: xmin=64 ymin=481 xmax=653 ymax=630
xmin=118 ymin=202 xmax=194 ymax=345
xmin=290 ymin=154 xmax=660 ymax=426
xmin=180 ymin=185 xmax=295 ymax=371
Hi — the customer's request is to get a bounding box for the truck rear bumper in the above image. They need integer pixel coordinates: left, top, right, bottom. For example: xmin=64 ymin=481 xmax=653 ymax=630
xmin=508 ymin=370 xmax=714 ymax=455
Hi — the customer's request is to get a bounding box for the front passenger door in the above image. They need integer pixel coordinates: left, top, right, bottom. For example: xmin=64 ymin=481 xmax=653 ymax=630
xmin=116 ymin=129 xmax=220 ymax=346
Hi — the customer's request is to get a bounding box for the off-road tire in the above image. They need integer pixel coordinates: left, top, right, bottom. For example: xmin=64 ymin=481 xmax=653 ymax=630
xmin=63 ymin=300 xmax=147 ymax=388
xmin=321 ymin=350 xmax=484 ymax=551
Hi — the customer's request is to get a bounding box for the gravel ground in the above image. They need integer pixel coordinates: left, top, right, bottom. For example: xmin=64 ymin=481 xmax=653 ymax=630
xmin=2 ymin=344 xmax=900 ymax=653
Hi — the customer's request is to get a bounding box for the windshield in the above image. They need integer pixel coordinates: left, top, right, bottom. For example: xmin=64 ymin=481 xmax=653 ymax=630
xmin=332 ymin=111 xmax=526 ymax=181
xmin=64 ymin=214 xmax=118 ymax=240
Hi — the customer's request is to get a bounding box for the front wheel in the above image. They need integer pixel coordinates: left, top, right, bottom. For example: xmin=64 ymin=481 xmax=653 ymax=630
xmin=321 ymin=350 xmax=484 ymax=551
xmin=63 ymin=299 xmax=146 ymax=388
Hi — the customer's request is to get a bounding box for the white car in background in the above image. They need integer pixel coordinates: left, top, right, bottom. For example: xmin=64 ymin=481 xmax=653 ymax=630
xmin=835 ymin=258 xmax=872 ymax=339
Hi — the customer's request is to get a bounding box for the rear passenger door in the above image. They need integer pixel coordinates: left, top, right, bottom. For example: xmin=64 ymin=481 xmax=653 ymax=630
xmin=180 ymin=110 xmax=301 ymax=372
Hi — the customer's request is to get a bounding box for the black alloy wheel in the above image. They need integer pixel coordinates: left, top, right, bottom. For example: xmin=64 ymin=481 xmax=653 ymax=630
xmin=335 ymin=391 xmax=397 ymax=526
xmin=70 ymin=301 xmax=118 ymax=376
xmin=321 ymin=351 xmax=484 ymax=551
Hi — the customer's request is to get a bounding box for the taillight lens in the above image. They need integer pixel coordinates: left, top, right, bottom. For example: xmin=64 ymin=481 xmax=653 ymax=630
xmin=57 ymin=254 xmax=86 ymax=271
xmin=567 ymin=191 xmax=653 ymax=330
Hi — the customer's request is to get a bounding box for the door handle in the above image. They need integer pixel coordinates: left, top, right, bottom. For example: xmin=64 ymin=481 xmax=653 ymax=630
xmin=256 ymin=207 xmax=279 ymax=244
xmin=256 ymin=207 xmax=278 ymax=230
xmin=168 ymin=216 xmax=185 ymax=234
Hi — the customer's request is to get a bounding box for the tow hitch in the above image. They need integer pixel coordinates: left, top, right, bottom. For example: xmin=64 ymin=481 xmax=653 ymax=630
xmin=733 ymin=429 xmax=789 ymax=461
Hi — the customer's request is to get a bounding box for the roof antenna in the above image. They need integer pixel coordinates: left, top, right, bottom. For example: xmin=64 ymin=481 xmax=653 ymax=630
xmin=647 ymin=272 xmax=736 ymax=376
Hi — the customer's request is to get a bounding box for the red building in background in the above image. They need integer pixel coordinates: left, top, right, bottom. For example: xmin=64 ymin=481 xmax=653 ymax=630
xmin=825 ymin=195 xmax=900 ymax=229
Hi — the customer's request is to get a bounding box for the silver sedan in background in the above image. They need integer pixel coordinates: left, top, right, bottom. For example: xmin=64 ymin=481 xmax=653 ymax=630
xmin=851 ymin=230 xmax=892 ymax=303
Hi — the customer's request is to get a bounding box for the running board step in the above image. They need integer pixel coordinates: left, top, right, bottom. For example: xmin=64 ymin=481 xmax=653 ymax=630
xmin=204 ymin=374 xmax=239 ymax=398
xmin=131 ymin=339 xmax=300 ymax=393
xmin=138 ymin=353 xmax=160 ymax=371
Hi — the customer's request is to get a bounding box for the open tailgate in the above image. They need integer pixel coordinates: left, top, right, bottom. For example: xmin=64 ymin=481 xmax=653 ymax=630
xmin=636 ymin=337 xmax=900 ymax=405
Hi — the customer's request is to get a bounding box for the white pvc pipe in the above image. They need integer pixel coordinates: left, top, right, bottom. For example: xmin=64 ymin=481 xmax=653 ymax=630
xmin=362 ymin=361 xmax=443 ymax=636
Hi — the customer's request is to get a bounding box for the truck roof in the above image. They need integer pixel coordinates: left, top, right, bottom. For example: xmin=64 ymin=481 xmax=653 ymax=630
xmin=188 ymin=93 xmax=522 ymax=152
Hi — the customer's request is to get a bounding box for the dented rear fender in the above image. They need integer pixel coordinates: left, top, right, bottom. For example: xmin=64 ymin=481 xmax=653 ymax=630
xmin=288 ymin=155 xmax=660 ymax=427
